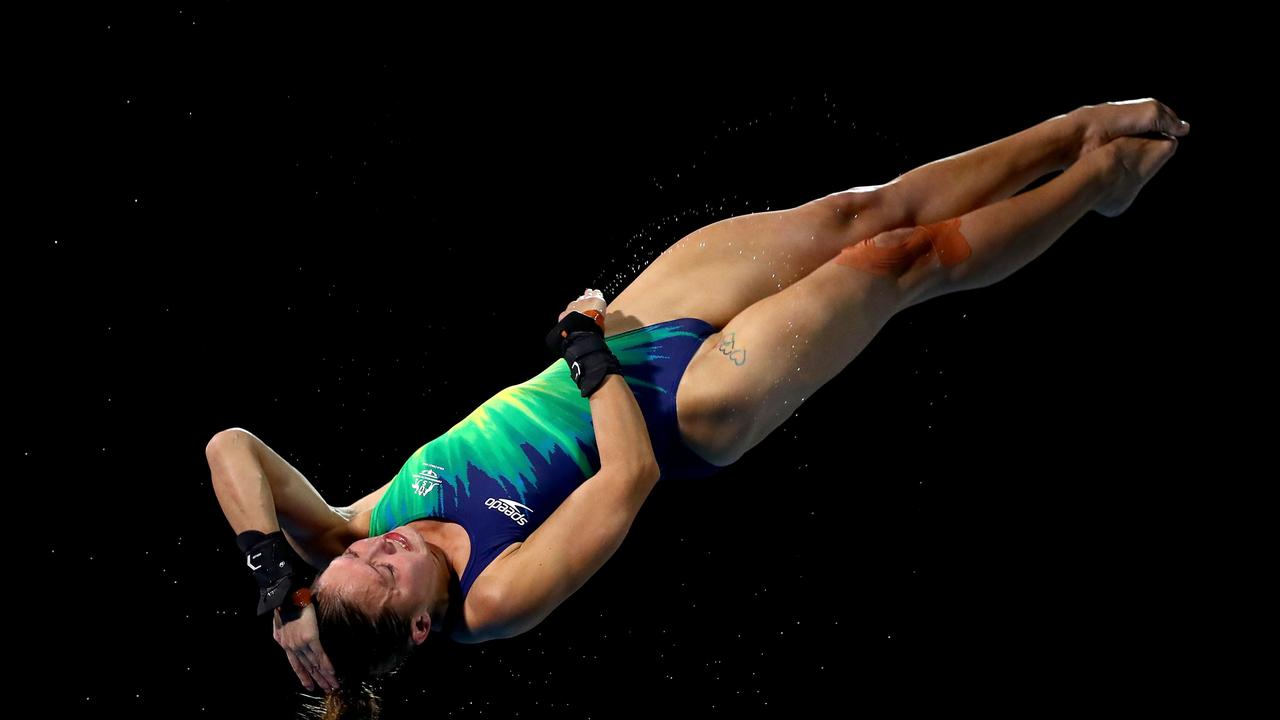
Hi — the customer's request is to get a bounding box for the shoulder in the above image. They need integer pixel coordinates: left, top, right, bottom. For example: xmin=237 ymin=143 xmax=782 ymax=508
xmin=447 ymin=543 xmax=525 ymax=643
xmin=446 ymin=586 xmax=514 ymax=644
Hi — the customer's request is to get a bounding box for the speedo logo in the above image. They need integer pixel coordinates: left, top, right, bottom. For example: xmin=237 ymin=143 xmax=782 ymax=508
xmin=485 ymin=498 xmax=533 ymax=526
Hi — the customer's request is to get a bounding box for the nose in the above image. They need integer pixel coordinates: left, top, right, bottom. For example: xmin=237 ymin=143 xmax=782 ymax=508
xmin=378 ymin=535 xmax=399 ymax=555
xmin=362 ymin=536 xmax=397 ymax=559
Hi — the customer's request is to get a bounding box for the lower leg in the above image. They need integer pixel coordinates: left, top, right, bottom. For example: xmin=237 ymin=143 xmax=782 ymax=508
xmin=883 ymin=109 xmax=1085 ymax=227
xmin=846 ymin=142 xmax=1119 ymax=308
xmin=693 ymin=144 xmax=1121 ymax=463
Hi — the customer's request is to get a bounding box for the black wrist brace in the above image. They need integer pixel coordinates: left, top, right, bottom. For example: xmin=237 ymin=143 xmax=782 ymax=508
xmin=545 ymin=311 xmax=624 ymax=398
xmin=236 ymin=530 xmax=315 ymax=619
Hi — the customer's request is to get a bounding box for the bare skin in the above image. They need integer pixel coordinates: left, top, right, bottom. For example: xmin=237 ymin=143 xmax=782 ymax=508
xmin=340 ymin=99 xmax=1186 ymax=638
xmin=221 ymin=100 xmax=1187 ymax=685
xmin=605 ymin=99 xmax=1185 ymax=466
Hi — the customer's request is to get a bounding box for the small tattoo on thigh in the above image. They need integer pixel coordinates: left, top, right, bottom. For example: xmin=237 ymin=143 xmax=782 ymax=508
xmin=717 ymin=332 xmax=747 ymax=366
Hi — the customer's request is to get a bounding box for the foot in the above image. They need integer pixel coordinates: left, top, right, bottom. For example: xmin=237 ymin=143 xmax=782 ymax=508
xmin=1070 ymin=98 xmax=1190 ymax=164
xmin=1091 ymin=135 xmax=1179 ymax=218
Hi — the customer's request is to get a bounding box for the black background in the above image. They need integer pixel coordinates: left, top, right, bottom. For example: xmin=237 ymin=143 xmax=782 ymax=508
xmin=19 ymin=8 xmax=1240 ymax=719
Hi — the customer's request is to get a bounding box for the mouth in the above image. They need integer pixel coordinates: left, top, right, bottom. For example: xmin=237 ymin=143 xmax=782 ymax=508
xmin=385 ymin=531 xmax=413 ymax=552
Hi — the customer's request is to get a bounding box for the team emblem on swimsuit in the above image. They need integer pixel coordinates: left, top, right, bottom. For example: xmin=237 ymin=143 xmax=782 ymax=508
xmin=412 ymin=465 xmax=445 ymax=496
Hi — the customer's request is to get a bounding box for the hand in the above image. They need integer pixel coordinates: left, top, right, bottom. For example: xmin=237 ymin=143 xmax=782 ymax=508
xmin=1072 ymin=98 xmax=1189 ymax=161
xmin=273 ymin=605 xmax=338 ymax=693
xmin=558 ymin=288 xmax=608 ymax=323
xmin=1088 ymin=134 xmax=1179 ymax=218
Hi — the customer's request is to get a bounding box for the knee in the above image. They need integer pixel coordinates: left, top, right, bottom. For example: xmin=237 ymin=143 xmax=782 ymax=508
xmin=819 ymin=183 xmax=913 ymax=241
xmin=834 ymin=218 xmax=978 ymax=312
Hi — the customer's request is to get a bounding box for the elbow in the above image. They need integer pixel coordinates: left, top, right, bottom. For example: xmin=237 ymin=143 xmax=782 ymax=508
xmin=633 ymin=460 xmax=661 ymax=485
xmin=205 ymin=427 xmax=253 ymax=459
xmin=610 ymin=456 xmax=659 ymax=484
xmin=645 ymin=461 xmax=661 ymax=482
xmin=600 ymin=448 xmax=661 ymax=483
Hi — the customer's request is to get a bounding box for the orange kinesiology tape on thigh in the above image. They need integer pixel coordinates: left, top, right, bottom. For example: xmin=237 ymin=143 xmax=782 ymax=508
xmin=833 ymin=217 xmax=973 ymax=277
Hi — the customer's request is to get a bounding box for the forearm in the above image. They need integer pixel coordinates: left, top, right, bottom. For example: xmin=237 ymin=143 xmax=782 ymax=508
xmin=588 ymin=373 xmax=660 ymax=474
xmin=889 ymin=109 xmax=1086 ymax=227
xmin=206 ymin=430 xmax=282 ymax=535
xmin=206 ymin=428 xmax=350 ymax=569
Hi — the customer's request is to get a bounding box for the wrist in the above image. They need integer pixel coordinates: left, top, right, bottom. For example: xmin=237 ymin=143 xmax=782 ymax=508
xmin=580 ymin=309 xmax=605 ymax=331
xmin=238 ymin=530 xmax=316 ymax=616
xmin=277 ymin=585 xmax=313 ymax=624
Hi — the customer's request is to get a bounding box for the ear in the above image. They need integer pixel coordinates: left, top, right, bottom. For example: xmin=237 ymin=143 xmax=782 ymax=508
xmin=411 ymin=610 xmax=432 ymax=645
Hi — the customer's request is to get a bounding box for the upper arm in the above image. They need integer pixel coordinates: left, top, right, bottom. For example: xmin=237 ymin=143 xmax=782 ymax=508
xmin=481 ymin=461 xmax=661 ymax=639
xmin=207 ymin=428 xmax=357 ymax=567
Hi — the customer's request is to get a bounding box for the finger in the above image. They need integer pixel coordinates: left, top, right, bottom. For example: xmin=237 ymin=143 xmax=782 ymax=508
xmin=292 ymin=646 xmax=326 ymax=691
xmin=297 ymin=648 xmax=333 ymax=693
xmin=310 ymin=663 xmax=332 ymax=693
xmin=283 ymin=647 xmax=317 ymax=691
xmin=313 ymin=649 xmax=339 ymax=690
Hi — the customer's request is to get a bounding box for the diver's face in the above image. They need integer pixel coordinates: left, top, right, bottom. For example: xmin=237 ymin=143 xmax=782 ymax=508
xmin=320 ymin=527 xmax=439 ymax=617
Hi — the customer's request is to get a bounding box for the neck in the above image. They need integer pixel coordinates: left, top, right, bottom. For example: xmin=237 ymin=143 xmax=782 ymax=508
xmin=430 ymin=547 xmax=460 ymax=635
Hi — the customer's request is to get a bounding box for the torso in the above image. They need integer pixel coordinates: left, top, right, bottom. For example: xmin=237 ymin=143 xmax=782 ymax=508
xmin=347 ymin=318 xmax=728 ymax=643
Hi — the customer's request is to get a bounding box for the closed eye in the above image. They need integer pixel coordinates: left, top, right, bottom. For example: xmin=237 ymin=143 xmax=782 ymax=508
xmin=344 ymin=549 xmax=396 ymax=582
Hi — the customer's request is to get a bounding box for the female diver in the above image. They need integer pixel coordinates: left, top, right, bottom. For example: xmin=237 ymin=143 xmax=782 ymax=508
xmin=206 ymin=98 xmax=1188 ymax=717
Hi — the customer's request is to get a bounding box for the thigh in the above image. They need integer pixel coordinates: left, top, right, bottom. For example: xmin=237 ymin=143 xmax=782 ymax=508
xmin=675 ymin=240 xmax=909 ymax=467
xmin=603 ymin=185 xmax=906 ymax=336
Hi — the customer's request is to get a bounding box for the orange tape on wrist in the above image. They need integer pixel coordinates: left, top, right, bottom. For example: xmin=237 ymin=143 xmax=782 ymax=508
xmin=581 ymin=309 xmax=606 ymax=330
xmin=559 ymin=309 xmax=606 ymax=339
